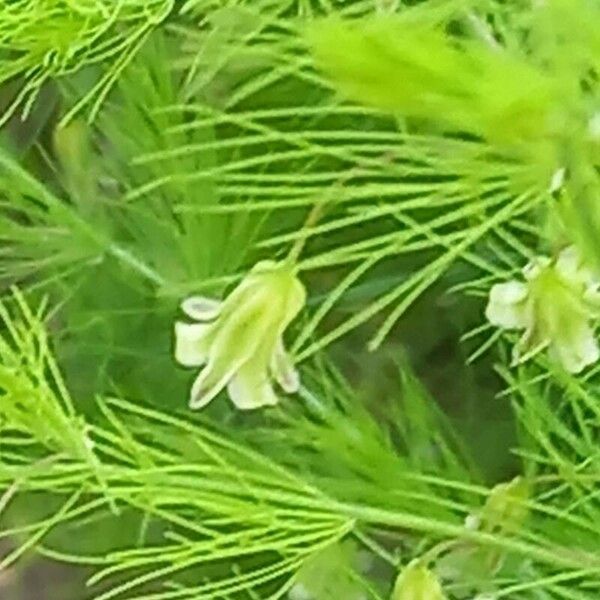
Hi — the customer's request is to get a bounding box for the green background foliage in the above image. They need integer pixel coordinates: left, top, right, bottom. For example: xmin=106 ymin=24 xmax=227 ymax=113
xmin=0 ymin=1 xmax=599 ymax=599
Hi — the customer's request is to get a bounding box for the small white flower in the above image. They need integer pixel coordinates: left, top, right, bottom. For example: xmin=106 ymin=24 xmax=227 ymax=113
xmin=174 ymin=260 xmax=306 ymax=410
xmin=486 ymin=246 xmax=600 ymax=373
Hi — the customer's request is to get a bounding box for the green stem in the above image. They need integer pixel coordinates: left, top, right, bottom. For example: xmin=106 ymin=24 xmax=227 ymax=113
xmin=332 ymin=501 xmax=600 ymax=573
xmin=286 ymin=203 xmax=325 ymax=265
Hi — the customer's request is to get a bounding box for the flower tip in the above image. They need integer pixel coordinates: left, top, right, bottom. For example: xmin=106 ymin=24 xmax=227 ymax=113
xmin=549 ymin=327 xmax=600 ymax=374
xmin=188 ymin=392 xmax=206 ymax=410
xmin=485 ymin=281 xmax=528 ymax=330
xmin=189 ymin=372 xmax=221 ymax=410
xmin=276 ymin=363 xmax=300 ymax=394
xmin=227 ymin=373 xmax=280 ymax=410
xmin=174 ymin=321 xmax=211 ymax=367
xmin=236 ymin=397 xmax=279 ymax=411
xmin=181 ymin=296 xmax=221 ymax=321
xmin=548 ymin=167 xmax=565 ymax=193
xmin=284 ymin=371 xmax=301 ymax=394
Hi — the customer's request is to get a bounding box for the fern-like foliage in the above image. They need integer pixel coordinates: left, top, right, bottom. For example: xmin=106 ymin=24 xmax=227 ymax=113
xmin=0 ymin=1 xmax=600 ymax=599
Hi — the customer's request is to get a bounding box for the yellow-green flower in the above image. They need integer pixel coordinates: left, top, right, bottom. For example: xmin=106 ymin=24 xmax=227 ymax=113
xmin=392 ymin=559 xmax=446 ymax=600
xmin=485 ymin=246 xmax=600 ymax=373
xmin=174 ymin=260 xmax=306 ymax=410
xmin=480 ymin=476 xmax=529 ymax=535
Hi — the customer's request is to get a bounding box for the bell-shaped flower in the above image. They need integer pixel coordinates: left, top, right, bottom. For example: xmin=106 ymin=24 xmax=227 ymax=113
xmin=485 ymin=246 xmax=600 ymax=373
xmin=392 ymin=559 xmax=446 ymax=600
xmin=174 ymin=260 xmax=306 ymax=410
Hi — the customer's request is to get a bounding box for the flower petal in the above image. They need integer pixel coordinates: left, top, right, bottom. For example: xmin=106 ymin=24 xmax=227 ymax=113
xmin=485 ymin=282 xmax=529 ymax=329
xmin=189 ymin=360 xmax=237 ymax=409
xmin=556 ymin=245 xmax=598 ymax=289
xmin=270 ymin=338 xmax=300 ymax=393
xmin=174 ymin=322 xmax=212 ymax=367
xmin=227 ymin=361 xmax=279 ymax=410
xmin=181 ymin=296 xmax=222 ymax=321
xmin=549 ymin=325 xmax=600 ymax=374
xmin=189 ymin=313 xmax=267 ymax=409
xmin=548 ymin=168 xmax=565 ymax=193
xmin=489 ymin=281 xmax=528 ymax=304
xmin=523 ymin=257 xmax=550 ymax=280
xmin=555 ymin=245 xmax=580 ymax=279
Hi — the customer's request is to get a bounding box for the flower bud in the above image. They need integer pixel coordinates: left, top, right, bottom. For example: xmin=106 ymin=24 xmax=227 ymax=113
xmin=480 ymin=476 xmax=529 ymax=534
xmin=392 ymin=559 xmax=446 ymax=600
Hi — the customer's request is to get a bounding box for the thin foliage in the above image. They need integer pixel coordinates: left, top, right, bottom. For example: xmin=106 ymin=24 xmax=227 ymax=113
xmin=0 ymin=0 xmax=599 ymax=599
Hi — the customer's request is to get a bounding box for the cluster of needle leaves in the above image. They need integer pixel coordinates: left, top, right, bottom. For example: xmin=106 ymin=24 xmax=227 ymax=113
xmin=0 ymin=1 xmax=599 ymax=599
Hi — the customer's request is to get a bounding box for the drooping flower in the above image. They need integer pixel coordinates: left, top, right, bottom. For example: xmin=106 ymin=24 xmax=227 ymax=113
xmin=485 ymin=246 xmax=600 ymax=373
xmin=392 ymin=559 xmax=446 ymax=600
xmin=174 ymin=260 xmax=306 ymax=410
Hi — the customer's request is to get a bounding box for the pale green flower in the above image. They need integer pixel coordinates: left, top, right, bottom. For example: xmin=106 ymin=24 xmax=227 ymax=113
xmin=392 ymin=559 xmax=446 ymax=600
xmin=480 ymin=476 xmax=529 ymax=535
xmin=174 ymin=260 xmax=306 ymax=410
xmin=485 ymin=246 xmax=600 ymax=373
xmin=437 ymin=476 xmax=528 ymax=590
